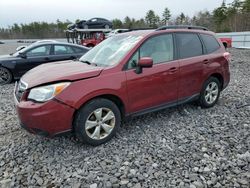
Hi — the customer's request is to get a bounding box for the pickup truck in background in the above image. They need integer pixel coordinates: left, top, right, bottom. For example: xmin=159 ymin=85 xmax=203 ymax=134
xmin=219 ymin=37 xmax=232 ymax=48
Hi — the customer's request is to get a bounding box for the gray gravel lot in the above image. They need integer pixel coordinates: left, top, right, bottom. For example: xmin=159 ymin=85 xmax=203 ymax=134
xmin=0 ymin=48 xmax=249 ymax=188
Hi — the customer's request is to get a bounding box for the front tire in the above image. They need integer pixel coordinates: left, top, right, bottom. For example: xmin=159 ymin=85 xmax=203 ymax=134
xmin=0 ymin=67 xmax=12 ymax=85
xmin=74 ymin=98 xmax=121 ymax=146
xmin=199 ymin=77 xmax=221 ymax=108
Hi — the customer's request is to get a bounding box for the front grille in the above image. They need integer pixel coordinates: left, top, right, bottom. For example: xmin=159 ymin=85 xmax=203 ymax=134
xmin=15 ymin=80 xmax=28 ymax=102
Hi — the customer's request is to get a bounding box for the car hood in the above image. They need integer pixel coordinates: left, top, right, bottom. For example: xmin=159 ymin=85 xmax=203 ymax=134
xmin=21 ymin=60 xmax=104 ymax=88
xmin=0 ymin=54 xmax=19 ymax=62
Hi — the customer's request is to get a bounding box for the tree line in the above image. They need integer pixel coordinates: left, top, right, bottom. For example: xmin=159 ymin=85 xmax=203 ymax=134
xmin=0 ymin=0 xmax=249 ymax=39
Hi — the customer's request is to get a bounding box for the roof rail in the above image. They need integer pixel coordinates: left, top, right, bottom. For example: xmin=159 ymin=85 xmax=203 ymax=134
xmin=156 ymin=25 xmax=208 ymax=31
xmin=129 ymin=27 xmax=155 ymax=31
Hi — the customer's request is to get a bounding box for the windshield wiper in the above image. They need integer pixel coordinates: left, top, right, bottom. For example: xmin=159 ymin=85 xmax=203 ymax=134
xmin=80 ymin=60 xmax=91 ymax=65
xmin=80 ymin=60 xmax=98 ymax=66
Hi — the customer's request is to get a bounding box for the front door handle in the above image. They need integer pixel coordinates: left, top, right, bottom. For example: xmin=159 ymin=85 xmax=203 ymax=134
xmin=169 ymin=67 xmax=178 ymax=73
xmin=203 ymin=59 xmax=210 ymax=65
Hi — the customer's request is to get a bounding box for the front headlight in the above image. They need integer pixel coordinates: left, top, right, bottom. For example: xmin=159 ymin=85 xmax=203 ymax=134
xmin=28 ymin=82 xmax=70 ymax=102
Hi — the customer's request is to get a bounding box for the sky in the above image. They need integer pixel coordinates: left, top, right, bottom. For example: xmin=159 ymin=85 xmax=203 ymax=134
xmin=0 ymin=0 xmax=234 ymax=27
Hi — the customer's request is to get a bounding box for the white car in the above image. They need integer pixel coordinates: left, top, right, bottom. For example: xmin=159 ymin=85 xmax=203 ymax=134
xmin=107 ymin=29 xmax=130 ymax=37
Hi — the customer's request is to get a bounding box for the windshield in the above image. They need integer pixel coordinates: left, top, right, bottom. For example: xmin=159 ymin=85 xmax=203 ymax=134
xmin=79 ymin=35 xmax=143 ymax=67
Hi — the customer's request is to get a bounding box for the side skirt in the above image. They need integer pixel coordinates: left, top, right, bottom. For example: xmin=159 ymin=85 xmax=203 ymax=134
xmin=126 ymin=94 xmax=200 ymax=118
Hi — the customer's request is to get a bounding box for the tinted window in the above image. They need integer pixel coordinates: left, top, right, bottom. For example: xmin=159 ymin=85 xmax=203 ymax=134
xmin=73 ymin=47 xmax=86 ymax=53
xmin=26 ymin=45 xmax=51 ymax=57
xmin=176 ymin=33 xmax=203 ymax=59
xmin=200 ymin=34 xmax=220 ymax=53
xmin=54 ymin=45 xmax=74 ymax=55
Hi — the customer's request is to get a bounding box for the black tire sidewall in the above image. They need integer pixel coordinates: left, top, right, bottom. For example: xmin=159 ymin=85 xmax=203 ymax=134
xmin=0 ymin=67 xmax=12 ymax=85
xmin=74 ymin=98 xmax=121 ymax=146
xmin=200 ymin=77 xmax=221 ymax=108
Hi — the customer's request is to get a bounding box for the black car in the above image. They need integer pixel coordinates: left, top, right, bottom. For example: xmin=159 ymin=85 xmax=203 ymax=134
xmin=79 ymin=18 xmax=112 ymax=29
xmin=0 ymin=42 xmax=89 ymax=84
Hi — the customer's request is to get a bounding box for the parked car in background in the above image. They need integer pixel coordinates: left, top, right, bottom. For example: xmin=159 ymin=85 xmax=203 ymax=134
xmin=81 ymin=32 xmax=106 ymax=48
xmin=15 ymin=26 xmax=230 ymax=145
xmin=0 ymin=42 xmax=89 ymax=84
xmin=0 ymin=41 xmax=4 ymax=44
xmin=16 ymin=40 xmax=57 ymax=51
xmin=107 ymin=29 xmax=130 ymax=37
xmin=219 ymin=37 xmax=232 ymax=48
xmin=79 ymin=18 xmax=112 ymax=29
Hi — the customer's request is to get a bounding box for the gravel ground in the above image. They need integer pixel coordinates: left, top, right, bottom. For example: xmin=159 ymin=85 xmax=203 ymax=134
xmin=0 ymin=48 xmax=249 ymax=188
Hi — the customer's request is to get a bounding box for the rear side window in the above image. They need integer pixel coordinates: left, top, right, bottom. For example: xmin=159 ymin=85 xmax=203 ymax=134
xmin=73 ymin=47 xmax=87 ymax=53
xmin=176 ymin=33 xmax=203 ymax=59
xmin=200 ymin=34 xmax=220 ymax=53
xmin=54 ymin=45 xmax=74 ymax=55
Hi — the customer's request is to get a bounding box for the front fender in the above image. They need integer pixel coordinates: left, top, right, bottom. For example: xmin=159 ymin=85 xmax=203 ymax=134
xmin=55 ymin=71 xmax=128 ymax=112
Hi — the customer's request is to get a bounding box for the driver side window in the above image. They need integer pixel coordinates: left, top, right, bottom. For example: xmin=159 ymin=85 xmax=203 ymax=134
xmin=26 ymin=45 xmax=51 ymax=57
xmin=127 ymin=34 xmax=174 ymax=69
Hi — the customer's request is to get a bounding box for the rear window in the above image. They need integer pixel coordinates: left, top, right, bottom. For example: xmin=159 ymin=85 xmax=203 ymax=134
xmin=200 ymin=34 xmax=220 ymax=53
xmin=176 ymin=33 xmax=203 ymax=59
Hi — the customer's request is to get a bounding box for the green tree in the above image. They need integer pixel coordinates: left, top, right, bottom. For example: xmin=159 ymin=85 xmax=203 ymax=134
xmin=191 ymin=11 xmax=213 ymax=29
xmin=112 ymin=19 xmax=123 ymax=29
xmin=213 ymin=1 xmax=228 ymax=32
xmin=162 ymin=7 xmax=171 ymax=25
xmin=145 ymin=10 xmax=160 ymax=28
xmin=124 ymin=16 xmax=132 ymax=29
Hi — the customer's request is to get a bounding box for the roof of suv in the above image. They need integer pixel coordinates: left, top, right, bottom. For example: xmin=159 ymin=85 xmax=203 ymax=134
xmin=120 ymin=26 xmax=215 ymax=38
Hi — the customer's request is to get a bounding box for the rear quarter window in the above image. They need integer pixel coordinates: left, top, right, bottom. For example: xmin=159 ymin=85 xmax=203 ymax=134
xmin=200 ymin=34 xmax=221 ymax=53
xmin=176 ymin=33 xmax=203 ymax=59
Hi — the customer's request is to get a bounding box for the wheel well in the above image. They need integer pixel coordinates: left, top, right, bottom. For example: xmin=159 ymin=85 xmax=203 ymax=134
xmin=0 ymin=66 xmax=13 ymax=79
xmin=223 ymin=42 xmax=228 ymax=49
xmin=76 ymin=94 xmax=126 ymax=119
xmin=210 ymin=73 xmax=224 ymax=89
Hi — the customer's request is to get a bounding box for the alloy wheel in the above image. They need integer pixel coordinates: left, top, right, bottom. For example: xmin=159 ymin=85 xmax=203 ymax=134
xmin=0 ymin=67 xmax=11 ymax=85
xmin=204 ymin=82 xmax=219 ymax=104
xmin=85 ymin=108 xmax=115 ymax=140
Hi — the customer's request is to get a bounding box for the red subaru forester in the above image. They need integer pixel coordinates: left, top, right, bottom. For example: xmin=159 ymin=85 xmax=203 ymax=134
xmin=14 ymin=26 xmax=230 ymax=146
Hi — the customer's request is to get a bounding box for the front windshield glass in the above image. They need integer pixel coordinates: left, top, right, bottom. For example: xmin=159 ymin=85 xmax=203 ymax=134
xmin=79 ymin=35 xmax=143 ymax=66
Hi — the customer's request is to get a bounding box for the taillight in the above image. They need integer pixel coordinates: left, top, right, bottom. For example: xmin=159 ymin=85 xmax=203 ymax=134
xmin=223 ymin=52 xmax=231 ymax=61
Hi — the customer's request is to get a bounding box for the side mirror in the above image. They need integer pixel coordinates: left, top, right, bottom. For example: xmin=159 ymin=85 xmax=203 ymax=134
xmin=135 ymin=57 xmax=153 ymax=74
xmin=19 ymin=52 xmax=27 ymax=59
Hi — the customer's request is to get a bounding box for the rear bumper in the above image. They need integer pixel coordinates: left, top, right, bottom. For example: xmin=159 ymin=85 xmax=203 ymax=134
xmin=15 ymin=98 xmax=75 ymax=137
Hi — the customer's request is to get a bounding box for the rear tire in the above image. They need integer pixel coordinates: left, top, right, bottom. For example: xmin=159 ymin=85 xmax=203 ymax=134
xmin=199 ymin=77 xmax=221 ymax=108
xmin=0 ymin=67 xmax=12 ymax=85
xmin=74 ymin=98 xmax=121 ymax=146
